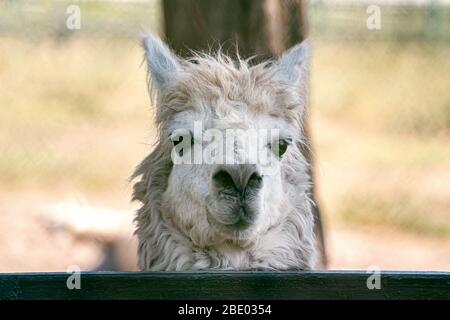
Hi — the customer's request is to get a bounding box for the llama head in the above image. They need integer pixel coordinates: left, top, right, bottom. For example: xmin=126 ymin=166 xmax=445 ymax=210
xmin=138 ymin=34 xmax=310 ymax=247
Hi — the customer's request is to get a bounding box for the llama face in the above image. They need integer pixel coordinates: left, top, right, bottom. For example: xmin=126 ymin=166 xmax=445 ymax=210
xmin=141 ymin=35 xmax=310 ymax=246
xmin=162 ymin=110 xmax=294 ymax=243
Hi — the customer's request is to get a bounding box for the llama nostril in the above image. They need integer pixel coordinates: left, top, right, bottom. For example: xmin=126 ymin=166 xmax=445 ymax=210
xmin=246 ymin=172 xmax=263 ymax=190
xmin=213 ymin=167 xmax=263 ymax=196
xmin=212 ymin=170 xmax=236 ymax=190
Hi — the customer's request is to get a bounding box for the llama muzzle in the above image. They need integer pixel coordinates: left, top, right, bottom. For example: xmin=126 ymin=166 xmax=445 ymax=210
xmin=208 ymin=164 xmax=263 ymax=229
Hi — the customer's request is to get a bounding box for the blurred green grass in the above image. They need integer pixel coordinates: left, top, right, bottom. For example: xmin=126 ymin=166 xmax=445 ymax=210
xmin=311 ymin=41 xmax=450 ymax=237
xmin=339 ymin=191 xmax=450 ymax=236
xmin=312 ymin=41 xmax=450 ymax=135
xmin=0 ymin=37 xmax=153 ymax=193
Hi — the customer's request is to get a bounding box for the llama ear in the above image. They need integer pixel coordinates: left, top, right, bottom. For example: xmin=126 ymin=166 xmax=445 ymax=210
xmin=275 ymin=39 xmax=311 ymax=85
xmin=142 ymin=34 xmax=181 ymax=90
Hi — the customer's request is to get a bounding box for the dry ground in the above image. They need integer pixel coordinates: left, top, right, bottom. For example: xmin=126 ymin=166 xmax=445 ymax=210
xmin=1 ymin=191 xmax=449 ymax=272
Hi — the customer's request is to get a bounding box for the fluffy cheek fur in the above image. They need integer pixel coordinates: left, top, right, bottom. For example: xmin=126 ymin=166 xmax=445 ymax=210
xmin=161 ymin=164 xmax=219 ymax=246
xmin=258 ymin=172 xmax=287 ymax=231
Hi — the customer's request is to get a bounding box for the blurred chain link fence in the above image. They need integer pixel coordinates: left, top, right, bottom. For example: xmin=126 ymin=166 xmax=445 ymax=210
xmin=1 ymin=0 xmax=449 ymax=41
xmin=310 ymin=0 xmax=450 ymax=42
xmin=0 ymin=0 xmax=162 ymax=40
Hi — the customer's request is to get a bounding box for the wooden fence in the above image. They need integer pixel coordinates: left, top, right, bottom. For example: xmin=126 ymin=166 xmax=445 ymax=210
xmin=0 ymin=271 xmax=449 ymax=299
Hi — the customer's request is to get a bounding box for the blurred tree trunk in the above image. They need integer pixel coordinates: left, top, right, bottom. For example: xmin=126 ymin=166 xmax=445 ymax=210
xmin=163 ymin=0 xmax=307 ymax=58
xmin=163 ymin=0 xmax=326 ymax=268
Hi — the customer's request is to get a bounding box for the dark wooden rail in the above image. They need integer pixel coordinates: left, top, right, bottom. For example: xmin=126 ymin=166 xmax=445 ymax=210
xmin=0 ymin=271 xmax=449 ymax=300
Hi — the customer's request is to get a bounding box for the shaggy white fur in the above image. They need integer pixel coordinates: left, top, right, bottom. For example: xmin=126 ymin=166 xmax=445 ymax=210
xmin=132 ymin=34 xmax=318 ymax=271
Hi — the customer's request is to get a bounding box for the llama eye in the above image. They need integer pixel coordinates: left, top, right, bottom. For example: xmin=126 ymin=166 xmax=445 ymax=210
xmin=271 ymin=139 xmax=291 ymax=158
xmin=170 ymin=132 xmax=195 ymax=158
xmin=172 ymin=135 xmax=183 ymax=147
xmin=170 ymin=132 xmax=194 ymax=146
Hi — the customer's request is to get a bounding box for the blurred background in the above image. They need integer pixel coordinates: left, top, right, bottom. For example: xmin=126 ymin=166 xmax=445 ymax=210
xmin=0 ymin=0 xmax=449 ymax=272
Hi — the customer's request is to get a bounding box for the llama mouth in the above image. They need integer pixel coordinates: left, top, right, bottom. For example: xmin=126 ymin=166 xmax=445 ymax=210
xmin=224 ymin=217 xmax=251 ymax=231
xmin=206 ymin=208 xmax=256 ymax=240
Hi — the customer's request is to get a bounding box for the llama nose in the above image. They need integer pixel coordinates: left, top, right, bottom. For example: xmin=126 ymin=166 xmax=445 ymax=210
xmin=212 ymin=165 xmax=263 ymax=195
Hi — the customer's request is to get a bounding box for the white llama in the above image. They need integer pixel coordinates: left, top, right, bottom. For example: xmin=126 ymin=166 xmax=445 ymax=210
xmin=132 ymin=34 xmax=321 ymax=271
